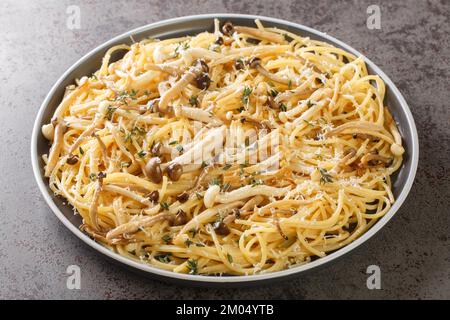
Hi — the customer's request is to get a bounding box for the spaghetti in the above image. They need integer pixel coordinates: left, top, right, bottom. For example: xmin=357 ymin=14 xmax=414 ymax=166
xmin=42 ymin=19 xmax=404 ymax=275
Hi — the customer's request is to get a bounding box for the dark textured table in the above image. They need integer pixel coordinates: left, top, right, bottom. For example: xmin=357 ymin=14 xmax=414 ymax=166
xmin=1 ymin=0 xmax=449 ymax=299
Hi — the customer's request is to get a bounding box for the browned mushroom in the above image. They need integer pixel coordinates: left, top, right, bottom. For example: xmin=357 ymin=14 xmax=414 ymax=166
xmin=66 ymin=154 xmax=79 ymax=165
xmin=166 ymin=162 xmax=183 ymax=181
xmin=234 ymin=58 xmax=245 ymax=70
xmin=172 ymin=209 xmax=188 ymax=226
xmin=248 ymin=57 xmax=290 ymax=85
xmin=193 ymin=60 xmax=211 ymax=90
xmin=213 ymin=220 xmax=230 ymax=236
xmin=146 ymin=190 xmax=159 ymax=203
xmin=176 ymin=192 xmax=189 ymax=203
xmin=222 ymin=21 xmax=234 ymax=36
xmin=144 ymin=157 xmax=163 ymax=183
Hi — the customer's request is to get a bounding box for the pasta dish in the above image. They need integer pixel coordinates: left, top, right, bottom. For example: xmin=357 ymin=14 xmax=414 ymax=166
xmin=41 ymin=19 xmax=404 ymax=275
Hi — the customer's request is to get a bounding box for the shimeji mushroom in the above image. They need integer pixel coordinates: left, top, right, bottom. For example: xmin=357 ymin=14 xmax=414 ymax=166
xmin=173 ymin=105 xmax=223 ymax=126
xmin=335 ymin=148 xmax=357 ymax=172
xmin=203 ymin=184 xmax=290 ymax=209
xmin=360 ymin=152 xmax=393 ymax=168
xmin=106 ymin=212 xmax=174 ymax=240
xmin=89 ymin=172 xmax=106 ymax=231
xmin=44 ymin=118 xmax=67 ymax=177
xmin=233 ymin=26 xmax=285 ymax=43
xmin=144 ymin=157 xmax=163 ymax=184
xmin=158 ymin=59 xmax=211 ymax=112
xmin=248 ymin=57 xmax=290 ymax=85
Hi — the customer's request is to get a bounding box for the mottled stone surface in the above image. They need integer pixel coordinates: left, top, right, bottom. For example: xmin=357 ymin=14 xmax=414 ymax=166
xmin=0 ymin=0 xmax=449 ymax=299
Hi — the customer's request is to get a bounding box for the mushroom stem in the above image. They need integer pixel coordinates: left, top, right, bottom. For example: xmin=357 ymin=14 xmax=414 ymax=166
xmin=360 ymin=153 xmax=393 ymax=167
xmin=335 ymin=148 xmax=357 ymax=172
xmin=44 ymin=121 xmax=67 ymax=177
xmin=248 ymin=57 xmax=290 ymax=85
xmin=158 ymin=60 xmax=209 ymax=111
xmin=174 ymin=105 xmax=223 ymax=125
xmin=102 ymin=184 xmax=153 ymax=207
xmin=234 ymin=114 xmax=274 ymax=130
xmin=233 ymin=26 xmax=285 ymax=43
xmin=89 ymin=173 xmax=105 ymax=231
xmin=106 ymin=212 xmax=173 ymax=239
xmin=68 ymin=114 xmax=103 ymax=154
xmin=206 ymin=185 xmax=290 ymax=207
xmin=174 ymin=201 xmax=244 ymax=244
xmin=92 ymin=132 xmax=110 ymax=167
xmin=144 ymin=63 xmax=183 ymax=76
xmin=324 ymin=121 xmax=386 ymax=138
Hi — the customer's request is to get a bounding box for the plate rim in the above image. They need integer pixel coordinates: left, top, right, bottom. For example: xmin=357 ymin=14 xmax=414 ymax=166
xmin=31 ymin=13 xmax=419 ymax=284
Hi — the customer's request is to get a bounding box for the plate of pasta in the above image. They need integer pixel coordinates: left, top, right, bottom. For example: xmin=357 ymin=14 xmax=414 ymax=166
xmin=31 ymin=14 xmax=418 ymax=284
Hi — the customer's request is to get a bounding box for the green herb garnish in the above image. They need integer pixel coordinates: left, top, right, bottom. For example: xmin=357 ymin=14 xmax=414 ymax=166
xmin=105 ymin=106 xmax=117 ymax=120
xmin=155 ymin=254 xmax=171 ymax=263
xmin=269 ymin=88 xmax=278 ymax=97
xmin=187 ymin=259 xmax=198 ymax=274
xmin=162 ymin=234 xmax=172 ymax=244
xmin=319 ymin=168 xmax=333 ymax=184
xmin=242 ymin=86 xmax=252 ymax=105
xmin=161 ymin=202 xmax=170 ymax=210
xmin=189 ymin=95 xmax=198 ymax=107
xmin=137 ymin=150 xmax=147 ymax=158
